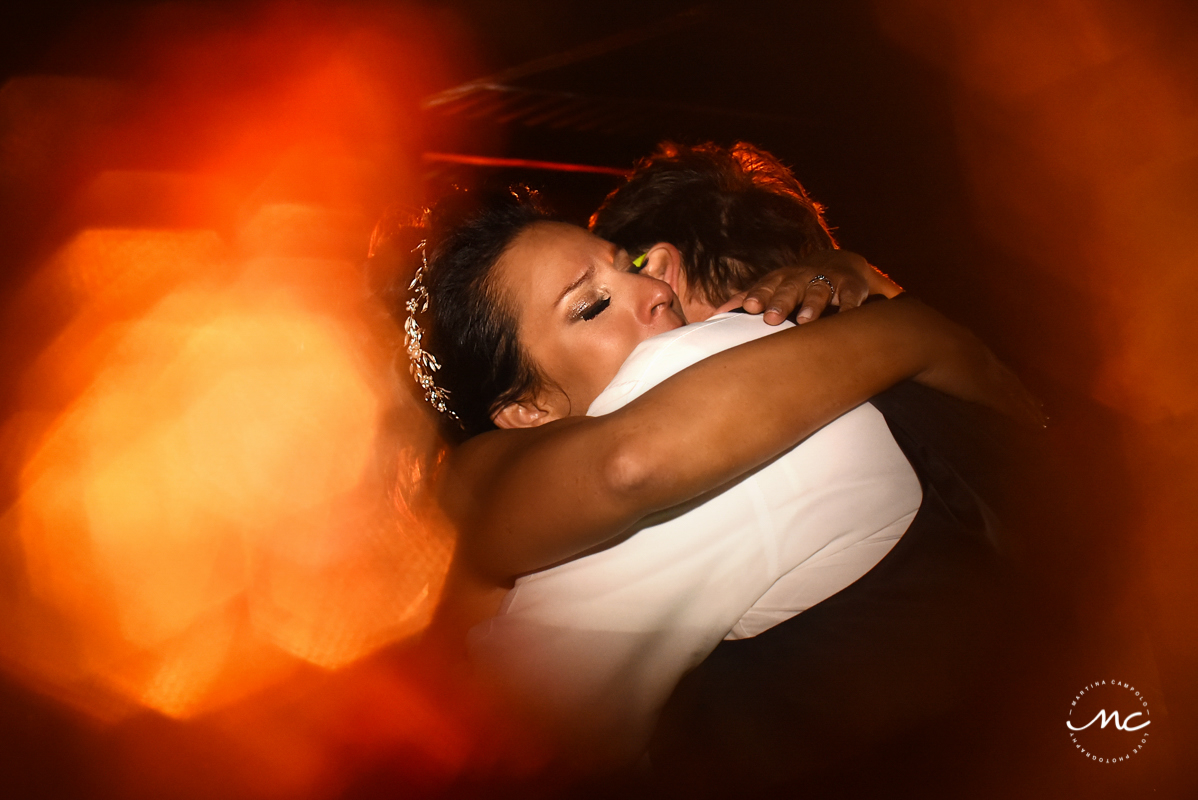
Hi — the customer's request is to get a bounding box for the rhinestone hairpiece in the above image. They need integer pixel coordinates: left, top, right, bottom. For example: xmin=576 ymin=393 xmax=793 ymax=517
xmin=404 ymin=240 xmax=460 ymax=422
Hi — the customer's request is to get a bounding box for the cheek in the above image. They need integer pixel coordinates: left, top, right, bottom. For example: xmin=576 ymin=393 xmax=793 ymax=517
xmin=536 ymin=333 xmax=604 ymax=396
xmin=573 ymin=336 xmax=622 ymax=387
xmin=594 ymin=323 xmax=641 ymax=382
xmin=567 ymin=327 xmax=636 ymax=398
xmin=534 ymin=318 xmax=643 ymax=406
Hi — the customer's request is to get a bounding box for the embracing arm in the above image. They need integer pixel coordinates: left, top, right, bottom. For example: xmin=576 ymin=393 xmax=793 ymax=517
xmin=446 ymin=296 xmax=1037 ymax=581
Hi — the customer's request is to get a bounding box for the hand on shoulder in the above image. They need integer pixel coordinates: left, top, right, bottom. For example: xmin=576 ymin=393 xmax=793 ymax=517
xmin=723 ymin=249 xmax=903 ymax=325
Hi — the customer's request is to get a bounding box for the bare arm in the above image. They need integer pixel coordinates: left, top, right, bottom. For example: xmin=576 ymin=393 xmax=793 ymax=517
xmin=446 ymin=296 xmax=1037 ymax=582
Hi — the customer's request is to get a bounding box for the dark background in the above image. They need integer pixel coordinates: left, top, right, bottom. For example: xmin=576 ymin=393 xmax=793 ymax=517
xmin=2 ymin=1 xmax=1195 ymax=798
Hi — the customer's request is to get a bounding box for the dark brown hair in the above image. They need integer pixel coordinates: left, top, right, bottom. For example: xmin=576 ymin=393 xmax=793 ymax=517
xmin=590 ymin=142 xmax=837 ymax=305
xmin=375 ymin=186 xmax=553 ymax=439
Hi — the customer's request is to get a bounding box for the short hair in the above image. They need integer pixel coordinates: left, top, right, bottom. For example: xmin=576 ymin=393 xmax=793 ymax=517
xmin=590 ymin=142 xmax=837 ymax=306
xmin=375 ymin=186 xmax=553 ymax=439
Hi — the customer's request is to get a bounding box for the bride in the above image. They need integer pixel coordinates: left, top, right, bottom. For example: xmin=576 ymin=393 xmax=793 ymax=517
xmin=375 ymin=178 xmax=1037 ymax=774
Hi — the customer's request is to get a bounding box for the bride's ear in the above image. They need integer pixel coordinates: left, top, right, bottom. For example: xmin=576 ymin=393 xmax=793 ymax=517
xmin=492 ymin=394 xmax=566 ymax=429
xmin=640 ymin=242 xmax=685 ymax=294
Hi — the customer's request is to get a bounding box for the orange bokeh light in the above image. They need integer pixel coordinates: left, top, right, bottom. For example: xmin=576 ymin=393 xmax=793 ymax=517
xmin=7 ymin=229 xmax=455 ymax=719
xmin=0 ymin=4 xmax=473 ymax=794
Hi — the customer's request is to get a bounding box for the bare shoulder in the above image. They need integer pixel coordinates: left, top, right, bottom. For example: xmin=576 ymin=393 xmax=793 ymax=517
xmin=440 ymin=417 xmax=595 ymax=520
xmin=439 ymin=428 xmax=511 ymax=525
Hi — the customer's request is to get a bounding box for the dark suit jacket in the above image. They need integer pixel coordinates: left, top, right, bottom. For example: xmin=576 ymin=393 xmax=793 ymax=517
xmin=648 ymin=380 xmax=1045 ymax=798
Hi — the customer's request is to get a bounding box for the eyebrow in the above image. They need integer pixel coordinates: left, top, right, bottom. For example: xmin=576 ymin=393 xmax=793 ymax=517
xmin=556 ymin=264 xmax=594 ymax=306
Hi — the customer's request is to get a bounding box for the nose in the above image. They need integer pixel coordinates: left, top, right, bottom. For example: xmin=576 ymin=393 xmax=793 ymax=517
xmin=637 ymin=275 xmax=676 ymax=324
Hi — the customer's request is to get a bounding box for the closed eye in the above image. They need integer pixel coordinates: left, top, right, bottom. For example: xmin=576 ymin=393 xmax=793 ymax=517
xmin=629 ymin=252 xmax=648 ymax=274
xmin=579 ymin=297 xmax=611 ymax=321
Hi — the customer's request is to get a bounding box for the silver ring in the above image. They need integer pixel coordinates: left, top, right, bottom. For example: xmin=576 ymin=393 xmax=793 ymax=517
xmin=809 ymin=274 xmax=835 ymax=295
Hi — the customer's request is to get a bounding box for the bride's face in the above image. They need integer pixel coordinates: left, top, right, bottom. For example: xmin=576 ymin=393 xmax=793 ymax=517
xmin=494 ymin=221 xmax=685 ymax=421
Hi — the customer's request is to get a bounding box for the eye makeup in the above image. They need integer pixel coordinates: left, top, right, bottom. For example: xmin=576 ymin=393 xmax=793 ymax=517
xmin=629 ymin=252 xmax=648 ymax=274
xmin=575 ymin=296 xmax=611 ymax=321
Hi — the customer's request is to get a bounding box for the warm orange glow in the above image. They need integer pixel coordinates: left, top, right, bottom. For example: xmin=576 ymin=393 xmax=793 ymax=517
xmin=877 ymin=0 xmax=1198 ymax=418
xmin=878 ymin=1 xmax=1198 ymax=791
xmin=0 ymin=2 xmax=488 ymax=796
xmin=20 ymin=0 xmax=1195 ymax=794
xmin=7 ymin=243 xmax=456 ymax=715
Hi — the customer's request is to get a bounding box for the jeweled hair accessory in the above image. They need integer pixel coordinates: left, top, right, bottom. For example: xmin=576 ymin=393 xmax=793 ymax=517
xmin=404 ymin=240 xmax=460 ymax=422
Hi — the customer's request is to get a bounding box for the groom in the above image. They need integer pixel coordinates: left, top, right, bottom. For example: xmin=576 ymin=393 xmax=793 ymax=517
xmin=590 ymin=141 xmax=1040 ymax=795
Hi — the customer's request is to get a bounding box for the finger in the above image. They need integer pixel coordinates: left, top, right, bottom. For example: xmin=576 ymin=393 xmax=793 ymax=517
xmin=715 ymin=292 xmax=747 ymax=314
xmin=866 ymin=265 xmax=904 ymax=299
xmin=741 ymin=274 xmax=785 ymax=313
xmin=838 ymin=280 xmax=867 ymax=308
xmin=763 ymin=278 xmax=805 ymax=324
xmin=795 ymin=280 xmax=833 ymax=323
xmin=836 ymin=275 xmax=870 ymax=309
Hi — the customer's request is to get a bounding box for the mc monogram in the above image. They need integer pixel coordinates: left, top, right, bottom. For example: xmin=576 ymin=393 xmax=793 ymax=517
xmin=1066 ymin=680 xmax=1152 ymax=764
xmin=1066 ymin=708 xmax=1151 ymax=733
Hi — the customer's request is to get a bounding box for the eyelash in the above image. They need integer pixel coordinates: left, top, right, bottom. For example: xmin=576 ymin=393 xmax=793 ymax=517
xmin=579 ymin=297 xmax=611 ymax=321
xmin=572 ymin=251 xmax=638 ymax=321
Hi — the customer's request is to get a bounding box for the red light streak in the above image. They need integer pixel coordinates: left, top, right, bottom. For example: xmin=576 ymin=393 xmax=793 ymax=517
xmin=422 ymin=151 xmax=631 ymax=176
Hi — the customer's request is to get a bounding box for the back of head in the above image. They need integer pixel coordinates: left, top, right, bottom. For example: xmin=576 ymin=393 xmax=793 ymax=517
xmin=591 ymin=142 xmax=836 ymax=306
xmin=372 ymin=186 xmax=552 ymax=440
